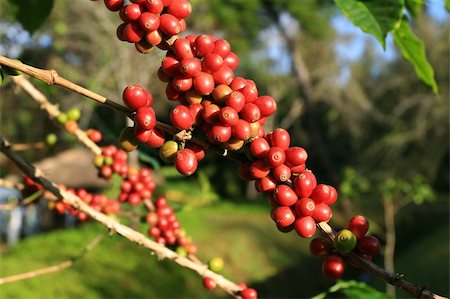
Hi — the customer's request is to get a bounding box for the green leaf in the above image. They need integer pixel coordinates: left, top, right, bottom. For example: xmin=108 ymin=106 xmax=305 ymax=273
xmin=313 ymin=280 xmax=391 ymax=299
xmin=334 ymin=0 xmax=404 ymax=48
xmin=446 ymin=0 xmax=450 ymax=12
xmin=7 ymin=0 xmax=54 ymax=33
xmin=405 ymin=0 xmax=425 ymax=17
xmin=393 ymin=17 xmax=439 ymax=93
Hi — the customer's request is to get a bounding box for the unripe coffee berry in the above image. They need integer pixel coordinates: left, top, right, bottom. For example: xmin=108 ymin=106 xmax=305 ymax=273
xmin=334 ymin=229 xmax=357 ymax=254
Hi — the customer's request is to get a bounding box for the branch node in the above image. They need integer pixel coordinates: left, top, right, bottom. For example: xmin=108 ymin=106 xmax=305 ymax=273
xmin=49 ymin=70 xmax=59 ymax=85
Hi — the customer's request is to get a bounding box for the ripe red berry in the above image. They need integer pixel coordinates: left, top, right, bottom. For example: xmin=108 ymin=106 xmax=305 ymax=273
xmin=267 ymin=128 xmax=290 ymax=149
xmin=240 ymin=103 xmax=261 ymax=123
xmin=202 ymin=53 xmax=224 ymax=74
xmin=240 ymin=84 xmax=258 ymax=103
xmin=284 ymin=147 xmax=308 ymax=167
xmin=193 ymin=72 xmax=215 ymax=95
xmin=294 ymin=216 xmax=316 ymax=238
xmin=134 ymin=126 xmax=151 ymax=143
xmin=172 ymin=76 xmax=193 ymax=92
xmin=212 ymin=84 xmax=233 ymax=105
xmin=146 ymin=29 xmax=163 ymax=45
xmin=185 ymin=143 xmax=206 ymax=161
xmin=208 ymin=125 xmax=232 ymax=143
xmin=174 ymin=149 xmax=198 ymax=176
xmin=272 ymin=206 xmax=296 ymax=228
xmin=202 ymin=103 xmax=220 ymax=124
xmin=65 ymin=120 xmax=78 ymax=134
xmin=230 ymin=77 xmax=247 ymax=91
xmin=255 ymin=95 xmax=277 ymax=117
xmin=218 ymin=106 xmax=239 ymax=126
xmin=135 ymin=107 xmax=156 ymax=130
xmin=138 ymin=12 xmax=160 ymax=32
xmin=194 ymin=34 xmax=215 ymax=57
xmin=293 ymin=173 xmax=315 ymax=198
xmin=202 ymin=277 xmax=216 ymax=290
xmin=172 ymin=38 xmax=194 ymax=59
xmin=223 ymin=52 xmax=239 ymax=70
xmin=162 ymin=55 xmax=181 ymax=77
xmin=256 ymin=175 xmax=277 ymax=193
xmin=250 ymin=137 xmax=270 ymax=159
xmin=87 ymin=129 xmax=103 ymax=143
xmin=265 ymin=147 xmax=286 ymax=168
xmin=213 ymin=39 xmax=231 ymax=58
xmin=272 ymin=164 xmax=291 ymax=182
xmin=295 ymin=197 xmax=316 ymax=217
xmin=249 ymin=160 xmax=270 ymax=179
xmin=357 ymin=235 xmax=380 ymax=256
xmin=159 ymin=14 xmax=181 ymax=36
xmin=146 ymin=128 xmax=166 ymax=148
xmin=226 ymin=91 xmax=246 ymax=112
xmin=327 ymin=186 xmax=338 ymax=205
xmin=123 ymin=23 xmax=144 ymax=43
xmin=309 ymin=237 xmax=333 ymax=257
xmin=232 ymin=119 xmax=252 ymax=140
xmin=104 ymin=0 xmax=124 ymax=11
xmin=179 ymin=57 xmax=201 ymax=77
xmin=347 ymin=215 xmax=369 ymax=239
xmin=167 ymin=0 xmax=192 ymax=19
xmin=170 ymin=105 xmax=194 ymax=130
xmin=123 ymin=85 xmax=148 ymax=110
xmin=120 ymin=4 xmax=142 ymax=22
xmin=322 ymin=255 xmax=345 ymax=279
xmin=311 ymin=184 xmax=332 ymax=204
xmin=312 ymin=203 xmax=332 ymax=223
xmin=213 ymin=65 xmax=234 ymax=85
xmin=273 ymin=185 xmax=298 ymax=206
xmin=145 ymin=0 xmax=164 ymax=14
xmin=240 ymin=288 xmax=258 ymax=299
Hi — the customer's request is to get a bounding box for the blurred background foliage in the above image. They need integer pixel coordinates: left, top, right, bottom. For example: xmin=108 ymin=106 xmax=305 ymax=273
xmin=0 ymin=0 xmax=448 ymax=298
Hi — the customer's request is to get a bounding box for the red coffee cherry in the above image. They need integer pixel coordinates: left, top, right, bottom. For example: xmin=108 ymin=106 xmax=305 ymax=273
xmin=232 ymin=119 xmax=252 ymax=140
xmin=145 ymin=0 xmax=164 ymax=14
xmin=202 ymin=53 xmax=224 ymax=74
xmin=194 ymin=34 xmax=215 ymax=57
xmin=238 ymin=163 xmax=254 ymax=181
xmin=188 ymin=103 xmax=204 ymax=125
xmin=240 ymin=84 xmax=258 ymax=103
xmin=170 ymin=105 xmax=194 ymax=130
xmin=250 ymin=137 xmax=270 ymax=159
xmin=309 ymin=237 xmax=333 ymax=257
xmin=312 ymin=203 xmax=332 ymax=223
xmin=255 ymin=95 xmax=277 ymax=117
xmin=327 ymin=186 xmax=338 ymax=205
xmin=213 ymin=39 xmax=231 ymax=58
xmin=273 ymin=185 xmax=298 ymax=206
xmin=134 ymin=126 xmax=151 ymax=143
xmin=162 ymin=55 xmax=181 ymax=77
xmin=284 ymin=147 xmax=308 ymax=167
xmin=272 ymin=164 xmax=291 ymax=182
xmin=104 ymin=0 xmax=124 ymax=11
xmin=225 ymin=138 xmax=245 ymax=151
xmin=230 ymin=76 xmax=247 ymax=91
xmin=146 ymin=128 xmax=166 ymax=148
xmin=267 ymin=128 xmax=290 ymax=149
xmin=213 ymin=65 xmax=234 ymax=85
xmin=249 ymin=160 xmax=270 ymax=179
xmin=172 ymin=76 xmax=193 ymax=92
xmin=218 ymin=106 xmax=239 ymax=126
xmin=272 ymin=206 xmax=296 ymax=228
xmin=322 ymin=255 xmax=345 ymax=279
xmin=123 ymin=85 xmax=148 ymax=110
xmin=202 ymin=277 xmax=216 ymax=290
xmin=202 ymin=103 xmax=220 ymax=124
xmin=208 ymin=125 xmax=232 ymax=143
xmin=240 ymin=288 xmax=258 ymax=299
xmin=226 ymin=91 xmax=246 ymax=112
xmin=159 ymin=14 xmax=181 ymax=36
xmin=240 ymin=103 xmax=261 ymax=123
xmin=223 ymin=52 xmax=239 ymax=70
xmin=87 ymin=129 xmax=103 ymax=143
xmin=357 ymin=235 xmax=380 ymax=256
xmin=146 ymin=29 xmax=163 ymax=45
xmin=294 ymin=216 xmax=316 ymax=238
xmin=347 ymin=215 xmax=369 ymax=239
xmin=174 ymin=148 xmax=198 ymax=176
xmin=293 ymin=172 xmax=315 ymax=198
xmin=212 ymin=84 xmax=233 ymax=105
xmin=256 ymin=175 xmax=277 ymax=193
xmin=167 ymin=0 xmax=192 ymax=19
xmin=265 ymin=147 xmax=286 ymax=168
xmin=172 ymin=38 xmax=194 ymax=59
xmin=193 ymin=72 xmax=215 ymax=95
xmin=123 ymin=23 xmax=144 ymax=43
xmin=179 ymin=57 xmax=201 ymax=77
xmin=120 ymin=4 xmax=142 ymax=22
xmin=138 ymin=12 xmax=160 ymax=32
xmin=311 ymin=184 xmax=333 ymax=204
xmin=135 ymin=107 xmax=156 ymax=130
xmin=295 ymin=197 xmax=315 ymax=217
xmin=185 ymin=143 xmax=206 ymax=161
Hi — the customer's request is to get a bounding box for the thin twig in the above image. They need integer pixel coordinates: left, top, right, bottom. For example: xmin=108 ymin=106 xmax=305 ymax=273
xmin=11 ymin=75 xmax=102 ymax=156
xmin=0 ymin=136 xmax=243 ymax=298
xmin=0 ymin=234 xmax=104 ymax=285
xmin=11 ymin=142 xmax=46 ymax=151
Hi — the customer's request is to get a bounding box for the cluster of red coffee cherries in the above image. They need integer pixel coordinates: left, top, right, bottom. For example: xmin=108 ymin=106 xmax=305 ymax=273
xmin=94 ymin=145 xmax=130 ymax=179
xmin=145 ymin=197 xmax=197 ymax=254
xmin=235 ymin=128 xmax=337 ymax=238
xmin=54 ymin=188 xmax=120 ymax=221
xmin=202 ymin=277 xmax=258 ymax=299
xmin=309 ymin=215 xmax=381 ymax=279
xmin=118 ymin=167 xmax=156 ymax=205
xmin=103 ymin=0 xmax=191 ymax=53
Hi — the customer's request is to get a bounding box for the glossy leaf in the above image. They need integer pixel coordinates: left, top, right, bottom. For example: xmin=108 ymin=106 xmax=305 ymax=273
xmin=393 ymin=17 xmax=439 ymax=93
xmin=334 ymin=0 xmax=404 ymax=48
